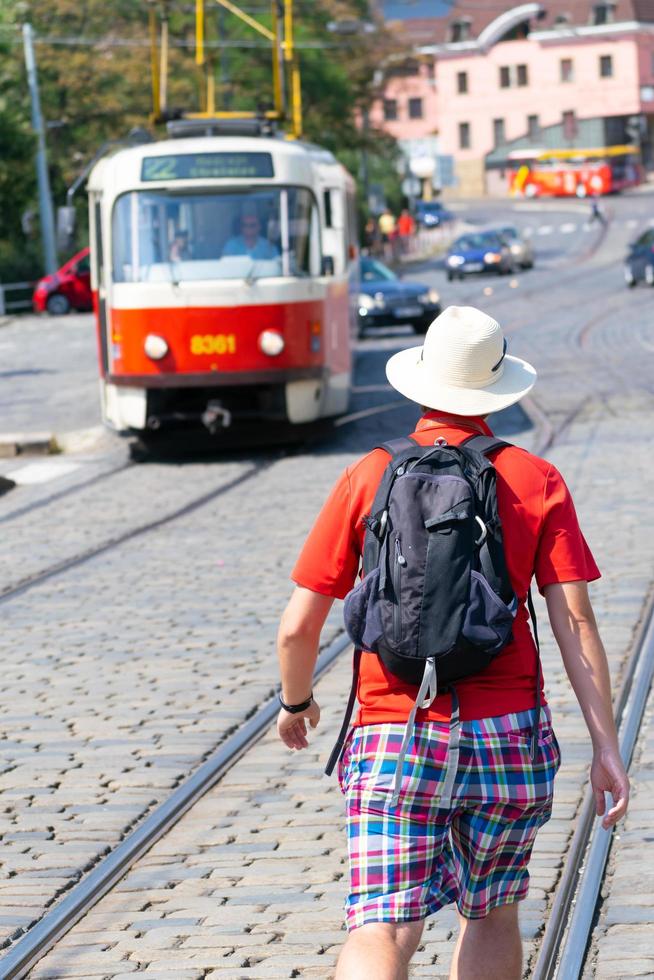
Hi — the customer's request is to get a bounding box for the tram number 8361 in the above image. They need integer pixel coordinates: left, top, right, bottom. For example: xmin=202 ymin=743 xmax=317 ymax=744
xmin=190 ymin=334 xmax=237 ymax=356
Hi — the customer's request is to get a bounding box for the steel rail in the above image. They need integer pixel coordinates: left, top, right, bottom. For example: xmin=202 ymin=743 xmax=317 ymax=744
xmin=532 ymin=589 xmax=654 ymax=980
xmin=0 ymin=631 xmax=353 ymax=979
xmin=0 ymin=461 xmax=268 ymax=603
xmin=0 ymin=459 xmax=133 ymax=527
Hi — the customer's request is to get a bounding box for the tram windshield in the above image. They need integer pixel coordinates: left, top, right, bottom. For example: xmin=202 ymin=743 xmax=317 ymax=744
xmin=112 ymin=187 xmax=321 ymax=283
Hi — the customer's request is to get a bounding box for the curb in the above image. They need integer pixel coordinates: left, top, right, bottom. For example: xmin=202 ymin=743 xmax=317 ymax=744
xmin=0 ymin=433 xmax=58 ymax=458
xmin=0 ymin=475 xmax=16 ymax=497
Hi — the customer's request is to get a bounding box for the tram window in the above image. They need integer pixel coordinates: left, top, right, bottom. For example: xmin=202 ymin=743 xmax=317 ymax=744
xmin=324 ymin=190 xmax=333 ymax=228
xmin=111 ymin=187 xmax=320 ymax=282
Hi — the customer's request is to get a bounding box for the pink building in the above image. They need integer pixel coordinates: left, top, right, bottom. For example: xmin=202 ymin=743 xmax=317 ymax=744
xmin=373 ymin=1 xmax=654 ymax=196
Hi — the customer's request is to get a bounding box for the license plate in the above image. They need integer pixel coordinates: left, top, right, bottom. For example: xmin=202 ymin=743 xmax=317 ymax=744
xmin=463 ymin=263 xmax=484 ymax=272
xmin=394 ymin=305 xmax=422 ymax=318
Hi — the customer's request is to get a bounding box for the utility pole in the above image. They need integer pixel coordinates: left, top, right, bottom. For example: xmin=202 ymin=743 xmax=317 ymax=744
xmin=22 ymin=23 xmax=57 ymax=275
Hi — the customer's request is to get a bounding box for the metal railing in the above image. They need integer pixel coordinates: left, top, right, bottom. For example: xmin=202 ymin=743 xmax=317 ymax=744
xmin=0 ymin=281 xmax=35 ymax=317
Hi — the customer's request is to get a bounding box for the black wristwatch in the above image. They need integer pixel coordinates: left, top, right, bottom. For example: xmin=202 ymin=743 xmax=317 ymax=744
xmin=279 ymin=692 xmax=313 ymax=714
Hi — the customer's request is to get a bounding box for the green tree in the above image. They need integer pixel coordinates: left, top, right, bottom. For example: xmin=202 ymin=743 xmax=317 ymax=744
xmin=0 ymin=0 xmax=408 ymax=279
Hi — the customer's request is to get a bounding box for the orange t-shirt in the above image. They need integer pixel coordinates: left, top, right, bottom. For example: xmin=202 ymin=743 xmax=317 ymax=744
xmin=292 ymin=412 xmax=601 ymax=724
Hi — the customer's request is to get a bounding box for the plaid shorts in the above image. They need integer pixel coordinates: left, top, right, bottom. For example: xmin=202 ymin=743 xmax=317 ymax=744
xmin=338 ymin=706 xmax=560 ymax=930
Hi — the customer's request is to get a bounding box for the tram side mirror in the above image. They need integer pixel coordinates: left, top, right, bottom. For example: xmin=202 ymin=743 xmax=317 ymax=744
xmin=321 ymin=255 xmax=335 ymax=276
xmin=57 ymin=206 xmax=76 ymax=253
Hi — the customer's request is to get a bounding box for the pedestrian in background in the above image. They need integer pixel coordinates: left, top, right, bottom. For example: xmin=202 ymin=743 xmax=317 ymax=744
xmin=362 ymin=216 xmax=380 ymax=256
xmin=378 ymin=207 xmax=397 ymax=262
xmin=276 ymin=306 xmax=629 ymax=980
xmin=397 ymin=208 xmax=416 ymax=256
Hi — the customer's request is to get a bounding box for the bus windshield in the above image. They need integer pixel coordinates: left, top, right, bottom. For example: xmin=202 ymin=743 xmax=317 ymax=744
xmin=112 ymin=187 xmax=321 ymax=283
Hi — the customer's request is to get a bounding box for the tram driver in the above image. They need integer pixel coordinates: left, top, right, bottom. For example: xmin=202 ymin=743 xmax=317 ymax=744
xmin=222 ymin=204 xmax=279 ymax=260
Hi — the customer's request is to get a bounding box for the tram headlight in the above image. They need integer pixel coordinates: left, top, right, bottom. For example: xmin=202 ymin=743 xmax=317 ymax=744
xmin=144 ymin=334 xmax=169 ymax=360
xmin=258 ymin=329 xmax=285 ymax=356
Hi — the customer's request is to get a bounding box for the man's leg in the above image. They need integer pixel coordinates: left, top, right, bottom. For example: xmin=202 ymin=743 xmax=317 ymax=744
xmin=449 ymin=903 xmax=521 ymax=980
xmin=335 ymin=919 xmax=425 ymax=980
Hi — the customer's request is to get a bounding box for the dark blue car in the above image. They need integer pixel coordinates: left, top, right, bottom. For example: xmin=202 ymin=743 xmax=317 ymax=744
xmin=415 ymin=201 xmax=455 ymax=228
xmin=358 ymin=257 xmax=441 ymax=336
xmin=624 ymin=226 xmax=654 ymax=286
xmin=445 ymin=231 xmax=514 ymax=280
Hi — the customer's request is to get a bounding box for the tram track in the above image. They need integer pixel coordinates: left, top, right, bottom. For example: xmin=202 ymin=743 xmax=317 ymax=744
xmin=532 ymin=589 xmax=654 ymax=980
xmin=0 ymin=393 xmax=580 ymax=978
xmin=1 ymin=252 xmax=650 ymax=976
xmin=0 ymin=457 xmax=277 ymax=604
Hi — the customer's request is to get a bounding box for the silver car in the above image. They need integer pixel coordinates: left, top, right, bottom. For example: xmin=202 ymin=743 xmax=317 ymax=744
xmin=496 ymin=225 xmax=534 ymax=269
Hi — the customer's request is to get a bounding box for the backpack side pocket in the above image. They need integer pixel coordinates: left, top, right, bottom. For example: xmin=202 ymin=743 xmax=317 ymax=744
xmin=343 ymin=567 xmax=383 ymax=652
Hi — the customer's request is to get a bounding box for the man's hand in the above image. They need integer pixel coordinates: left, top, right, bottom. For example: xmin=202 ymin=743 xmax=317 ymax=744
xmin=277 ymin=700 xmax=321 ymax=751
xmin=591 ymin=746 xmax=630 ymax=830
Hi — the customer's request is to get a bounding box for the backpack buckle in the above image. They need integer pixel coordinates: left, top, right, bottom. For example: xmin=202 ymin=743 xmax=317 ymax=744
xmin=474 ymin=515 xmax=488 ymax=546
xmin=434 ymin=437 xmax=447 ymax=446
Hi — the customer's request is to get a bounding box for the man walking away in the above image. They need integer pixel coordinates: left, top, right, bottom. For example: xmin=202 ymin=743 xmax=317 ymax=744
xmin=276 ymin=306 xmax=629 ymax=980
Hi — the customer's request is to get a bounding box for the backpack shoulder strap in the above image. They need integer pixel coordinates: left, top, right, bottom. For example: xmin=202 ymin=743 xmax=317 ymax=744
xmin=362 ymin=436 xmax=422 ymax=574
xmin=376 ymin=435 xmax=418 ymax=456
xmin=460 ymin=434 xmax=511 ymax=456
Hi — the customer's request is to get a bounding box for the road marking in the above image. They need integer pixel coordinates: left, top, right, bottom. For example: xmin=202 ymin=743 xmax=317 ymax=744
xmin=537 ymin=225 xmax=553 ymax=235
xmin=523 ymin=226 xmax=533 ymax=236
xmin=560 ymin=223 xmax=576 ymax=233
xmin=7 ymin=460 xmax=81 ymax=485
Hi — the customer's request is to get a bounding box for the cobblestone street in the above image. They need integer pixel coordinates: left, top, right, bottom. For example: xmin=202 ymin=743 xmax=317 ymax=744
xmin=1 ymin=195 xmax=653 ymax=977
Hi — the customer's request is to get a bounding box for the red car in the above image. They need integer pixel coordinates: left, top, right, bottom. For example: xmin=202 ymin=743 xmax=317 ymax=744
xmin=33 ymin=247 xmax=92 ymax=315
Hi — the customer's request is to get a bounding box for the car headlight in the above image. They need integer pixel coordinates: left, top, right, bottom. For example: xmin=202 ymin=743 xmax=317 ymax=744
xmin=447 ymin=255 xmax=465 ymax=266
xmin=418 ymin=289 xmax=440 ymax=305
xmin=358 ymin=293 xmax=376 ymax=312
xmin=510 ymin=243 xmax=522 ymax=255
xmin=484 ymin=252 xmax=502 ymax=263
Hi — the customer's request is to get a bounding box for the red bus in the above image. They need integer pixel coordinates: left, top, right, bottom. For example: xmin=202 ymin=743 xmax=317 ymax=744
xmin=509 ymin=145 xmax=643 ymax=198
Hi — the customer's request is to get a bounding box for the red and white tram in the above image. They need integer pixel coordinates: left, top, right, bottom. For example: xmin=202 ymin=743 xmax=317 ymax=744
xmin=87 ymin=128 xmax=358 ymax=434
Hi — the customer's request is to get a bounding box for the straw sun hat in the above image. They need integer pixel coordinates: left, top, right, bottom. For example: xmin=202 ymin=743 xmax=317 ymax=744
xmin=385 ymin=305 xmax=536 ymax=416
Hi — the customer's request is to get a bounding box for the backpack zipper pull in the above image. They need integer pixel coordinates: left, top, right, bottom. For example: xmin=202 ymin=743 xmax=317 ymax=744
xmin=395 ymin=538 xmax=407 ymax=567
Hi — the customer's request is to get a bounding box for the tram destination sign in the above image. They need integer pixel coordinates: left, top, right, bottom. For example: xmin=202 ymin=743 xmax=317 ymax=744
xmin=141 ymin=152 xmax=274 ymax=182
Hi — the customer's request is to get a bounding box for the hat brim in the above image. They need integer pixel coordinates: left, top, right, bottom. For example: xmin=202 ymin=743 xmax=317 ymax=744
xmin=386 ymin=346 xmax=537 ymax=416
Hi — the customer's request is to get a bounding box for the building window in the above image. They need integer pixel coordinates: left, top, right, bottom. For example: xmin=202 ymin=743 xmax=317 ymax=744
xmin=408 ymin=97 xmax=423 ymax=119
xmin=383 ymin=99 xmax=397 ymax=121
xmin=592 ymin=2 xmax=615 ymax=25
xmin=457 ymin=71 xmax=468 ymax=94
xmin=563 ymin=110 xmax=577 ymax=140
xmin=493 ymin=118 xmax=505 ymax=146
xmin=459 ymin=121 xmax=471 ymax=149
xmin=527 ymin=114 xmax=540 ymax=140
xmin=560 ymin=58 xmax=574 ymax=82
xmin=500 ymin=65 xmax=529 ymax=88
xmin=600 ymin=54 xmax=613 ymax=77
xmin=450 ymin=19 xmax=471 ymax=42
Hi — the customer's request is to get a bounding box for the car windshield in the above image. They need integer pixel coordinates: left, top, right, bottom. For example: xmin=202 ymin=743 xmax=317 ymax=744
xmin=418 ymin=202 xmax=445 ymax=212
xmin=360 ymin=257 xmax=397 ymax=282
xmin=453 ymin=234 xmax=501 ymax=251
xmin=112 ymin=187 xmax=321 ymax=283
xmin=498 ymin=226 xmax=518 ymax=240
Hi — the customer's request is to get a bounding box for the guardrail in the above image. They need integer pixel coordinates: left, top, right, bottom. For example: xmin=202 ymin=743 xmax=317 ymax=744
xmin=0 ymin=281 xmax=35 ymax=316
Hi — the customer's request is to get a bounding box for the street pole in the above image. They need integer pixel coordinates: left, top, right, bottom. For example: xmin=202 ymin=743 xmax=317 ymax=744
xmin=22 ymin=23 xmax=57 ymax=275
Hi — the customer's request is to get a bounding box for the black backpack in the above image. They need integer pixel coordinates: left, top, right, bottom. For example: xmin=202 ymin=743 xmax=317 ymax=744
xmin=325 ymin=434 xmax=541 ymax=789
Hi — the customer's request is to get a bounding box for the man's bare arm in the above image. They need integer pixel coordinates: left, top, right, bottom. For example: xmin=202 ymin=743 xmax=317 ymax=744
xmin=276 ymin=586 xmax=335 ymax=751
xmin=544 ymin=580 xmax=629 ymax=828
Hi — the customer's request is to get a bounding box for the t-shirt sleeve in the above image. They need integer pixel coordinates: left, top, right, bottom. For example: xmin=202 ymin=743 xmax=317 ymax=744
xmin=291 ymin=467 xmax=360 ymax=600
xmin=534 ymin=463 xmax=601 ymax=594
